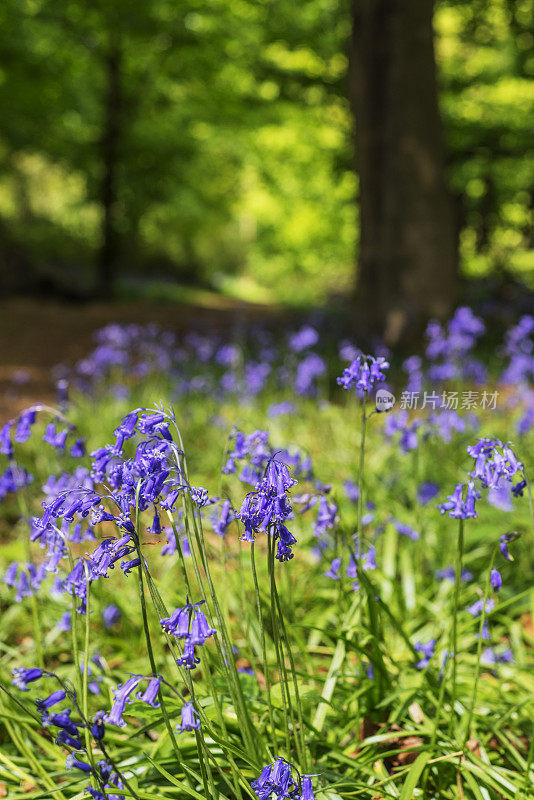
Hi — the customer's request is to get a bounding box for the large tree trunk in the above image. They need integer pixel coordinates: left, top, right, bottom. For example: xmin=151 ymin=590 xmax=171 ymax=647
xmin=350 ymin=0 xmax=457 ymax=343
xmin=96 ymin=37 xmax=122 ymax=298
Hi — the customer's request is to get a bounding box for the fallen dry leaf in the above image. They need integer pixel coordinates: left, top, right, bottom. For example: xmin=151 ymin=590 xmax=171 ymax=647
xmin=408 ymin=702 xmax=425 ymax=724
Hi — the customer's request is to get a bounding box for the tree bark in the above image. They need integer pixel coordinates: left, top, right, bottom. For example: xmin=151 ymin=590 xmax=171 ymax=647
xmin=96 ymin=36 xmax=122 ymax=298
xmin=349 ymin=0 xmax=457 ymax=343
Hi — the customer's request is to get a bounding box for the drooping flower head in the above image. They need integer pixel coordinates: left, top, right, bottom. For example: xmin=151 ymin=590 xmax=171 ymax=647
xmin=337 ymin=354 xmax=390 ymax=394
xmin=438 ymin=482 xmax=479 ymax=519
xmin=237 ymin=453 xmax=299 ymax=562
xmin=176 ymin=701 xmax=201 ymax=733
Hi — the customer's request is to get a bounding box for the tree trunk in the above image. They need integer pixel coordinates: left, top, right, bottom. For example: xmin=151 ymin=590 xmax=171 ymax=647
xmin=96 ymin=37 xmax=122 ymax=298
xmin=349 ymin=0 xmax=457 ymax=343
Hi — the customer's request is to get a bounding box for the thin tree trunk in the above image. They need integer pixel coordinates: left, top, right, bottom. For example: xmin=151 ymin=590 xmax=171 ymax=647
xmin=350 ymin=0 xmax=457 ymax=343
xmin=96 ymin=36 xmax=122 ymax=298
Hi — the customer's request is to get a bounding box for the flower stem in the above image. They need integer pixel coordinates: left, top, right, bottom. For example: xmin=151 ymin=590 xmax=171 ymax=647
xmin=449 ymin=517 xmax=465 ymax=736
xmin=463 ymin=543 xmax=498 ymax=746
xmin=251 ymin=541 xmax=276 ymax=750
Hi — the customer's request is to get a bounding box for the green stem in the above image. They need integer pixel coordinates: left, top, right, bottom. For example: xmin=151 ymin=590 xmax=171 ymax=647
xmin=357 ymin=392 xmax=367 ymax=541
xmin=29 ymin=593 xmax=44 ymax=670
xmin=251 ymin=541 xmax=276 ymax=750
xmin=133 ymin=530 xmax=196 ymax=791
xmin=267 ymin=534 xmax=292 ymax=756
xmin=523 ymin=720 xmax=534 ymax=793
xmin=272 ymin=568 xmax=309 ymax=772
xmin=463 ymin=543 xmax=499 ymax=746
xmin=449 ymin=517 xmax=465 ymax=736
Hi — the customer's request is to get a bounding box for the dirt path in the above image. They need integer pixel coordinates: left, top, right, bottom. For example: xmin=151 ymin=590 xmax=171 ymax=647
xmin=0 ymin=296 xmax=279 ymax=421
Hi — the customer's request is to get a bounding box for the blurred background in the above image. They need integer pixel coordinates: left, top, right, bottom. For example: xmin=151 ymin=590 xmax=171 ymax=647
xmin=0 ymin=0 xmax=532 ymax=336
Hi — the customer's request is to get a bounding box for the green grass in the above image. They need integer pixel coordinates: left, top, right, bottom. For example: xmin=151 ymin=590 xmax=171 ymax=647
xmin=0 ymin=378 xmax=533 ymax=799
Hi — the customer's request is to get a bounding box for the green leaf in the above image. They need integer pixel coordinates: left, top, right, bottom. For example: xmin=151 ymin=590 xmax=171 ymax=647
xmin=399 ymin=752 xmax=432 ymax=800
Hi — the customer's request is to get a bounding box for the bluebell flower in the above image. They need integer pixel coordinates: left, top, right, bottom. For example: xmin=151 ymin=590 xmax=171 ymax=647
xmin=439 ymin=482 xmax=479 ymax=519
xmin=0 ymin=465 xmax=33 ymax=502
xmin=105 ymin=675 xmax=143 ymax=727
xmin=56 ymin=612 xmax=72 ymax=632
xmin=4 ymin=562 xmax=18 ymax=586
xmin=238 ymin=456 xmax=298 ymax=561
xmin=488 ymin=480 xmax=513 ymax=511
xmin=136 ymin=677 xmax=161 ymax=708
xmin=91 ymin=710 xmax=106 ymax=741
xmin=102 ymin=604 xmax=121 ymax=629
xmin=161 ymin=606 xmax=189 ymax=637
xmin=466 ymin=599 xmax=495 ymax=617
xmin=393 ymin=520 xmax=420 ymax=540
xmin=268 ymin=401 xmax=296 ymax=417
xmin=55 ymin=729 xmax=83 ymax=749
xmin=190 ymin=486 xmax=211 ymax=507
xmin=313 ymin=495 xmax=338 ymax=537
xmin=324 ymin=557 xmax=341 ymax=579
xmin=512 ymin=479 xmax=526 ymax=497
xmin=337 ymin=354 xmax=390 ymax=393
xmin=414 ymin=640 xmax=436 ymax=669
xmin=86 ymin=790 xmax=106 ymax=800
xmin=467 ymin=437 xmax=523 ymax=491
xmin=499 ymin=532 xmax=518 ymax=561
xmin=42 ymin=708 xmax=79 ymax=736
xmin=66 ymin=754 xmax=92 ymax=773
xmin=288 ymin=325 xmax=319 ymax=353
xmin=417 ymin=482 xmax=440 ymax=505
xmin=490 ymin=568 xmax=502 ymax=592
xmin=35 ymin=690 xmax=66 ymax=712
xmin=189 ymin=610 xmax=216 ymax=645
xmin=177 ymin=640 xmax=201 ymax=670
xmin=12 ymin=667 xmax=43 ymax=690
xmin=176 ymin=702 xmax=201 ymax=733
xmin=15 ymin=409 xmax=37 ymax=443
xmin=210 ymin=498 xmax=235 ymax=537
xmin=343 ymin=480 xmax=360 ymax=502
xmin=120 ymin=557 xmax=141 ymax=575
xmin=299 ymin=776 xmax=316 ymax=800
xmin=0 ymin=422 xmax=13 ymax=457
xmin=294 ymin=353 xmax=326 ymax=396
xmin=384 ymin=412 xmax=420 ymax=453
xmin=251 ymin=757 xmax=300 ymax=800
xmin=435 ymin=566 xmax=472 ymax=583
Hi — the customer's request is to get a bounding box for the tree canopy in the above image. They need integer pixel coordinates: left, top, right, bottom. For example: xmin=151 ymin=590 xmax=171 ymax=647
xmin=0 ymin=0 xmax=531 ymax=303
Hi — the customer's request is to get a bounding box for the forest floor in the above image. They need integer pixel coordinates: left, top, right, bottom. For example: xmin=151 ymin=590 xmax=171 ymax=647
xmin=0 ymin=296 xmax=280 ymax=421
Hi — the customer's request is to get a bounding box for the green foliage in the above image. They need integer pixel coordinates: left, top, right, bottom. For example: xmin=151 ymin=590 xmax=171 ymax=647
xmin=0 ymin=373 xmax=533 ymax=798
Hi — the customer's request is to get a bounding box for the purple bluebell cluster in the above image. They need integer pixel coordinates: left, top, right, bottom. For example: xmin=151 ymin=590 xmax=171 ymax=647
xmin=238 ymin=458 xmax=298 ymax=562
xmin=414 ymin=639 xmax=436 ymax=669
xmin=22 ymin=406 xmax=200 ymax=610
xmin=439 ymin=482 xmax=480 ymax=519
xmin=160 ymin=600 xmax=216 ymax=670
xmin=1 ymin=406 xmax=85 ymax=460
xmin=105 ymin=674 xmax=163 ymax=727
xmin=440 ymin=437 xmax=524 ymax=520
xmin=337 ymin=353 xmax=390 ymax=394
xmin=501 ymin=315 xmax=534 ymax=385
xmin=252 ymin=758 xmax=317 ymax=800
xmin=467 ymin=437 xmax=524 ymax=490
xmin=425 ymin=307 xmax=486 ymax=384
xmin=56 ymin=322 xmax=330 ymax=404
xmin=10 ymin=668 xmax=134 ymax=799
